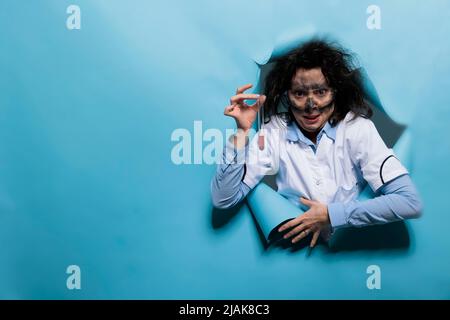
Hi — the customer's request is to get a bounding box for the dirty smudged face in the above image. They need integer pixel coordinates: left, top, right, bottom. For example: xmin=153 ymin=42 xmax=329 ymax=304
xmin=288 ymin=68 xmax=335 ymax=134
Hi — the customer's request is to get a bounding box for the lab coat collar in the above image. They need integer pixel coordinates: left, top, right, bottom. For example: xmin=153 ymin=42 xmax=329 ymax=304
xmin=286 ymin=119 xmax=337 ymax=145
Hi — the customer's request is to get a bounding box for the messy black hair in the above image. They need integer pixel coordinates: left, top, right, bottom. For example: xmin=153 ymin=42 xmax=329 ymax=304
xmin=263 ymin=38 xmax=372 ymax=126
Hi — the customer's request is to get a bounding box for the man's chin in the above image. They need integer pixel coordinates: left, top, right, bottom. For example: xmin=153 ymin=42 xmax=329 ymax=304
xmin=300 ymin=123 xmax=322 ymax=132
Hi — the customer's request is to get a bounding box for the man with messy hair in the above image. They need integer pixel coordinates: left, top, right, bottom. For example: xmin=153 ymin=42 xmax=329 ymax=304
xmin=211 ymin=39 xmax=423 ymax=247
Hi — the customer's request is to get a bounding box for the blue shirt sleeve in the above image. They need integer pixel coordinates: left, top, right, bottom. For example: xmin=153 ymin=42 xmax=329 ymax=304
xmin=210 ymin=138 xmax=252 ymax=209
xmin=328 ymin=174 xmax=423 ymax=230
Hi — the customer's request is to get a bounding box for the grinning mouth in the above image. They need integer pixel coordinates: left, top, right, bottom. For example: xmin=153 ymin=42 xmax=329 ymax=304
xmin=303 ymin=114 xmax=320 ymax=120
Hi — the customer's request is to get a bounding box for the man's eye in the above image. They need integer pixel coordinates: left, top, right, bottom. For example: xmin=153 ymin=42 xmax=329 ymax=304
xmin=315 ymin=89 xmax=327 ymax=96
xmin=294 ymin=91 xmax=306 ymax=97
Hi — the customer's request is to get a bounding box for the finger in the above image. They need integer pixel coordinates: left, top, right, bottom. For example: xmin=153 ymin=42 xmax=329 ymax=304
xmin=300 ymin=197 xmax=316 ymax=206
xmin=250 ymin=95 xmax=266 ymax=111
xmin=236 ymin=83 xmax=253 ymax=94
xmin=310 ymin=231 xmax=320 ymax=248
xmin=292 ymin=228 xmax=311 ymax=244
xmin=230 ymin=94 xmax=261 ymax=105
xmin=278 ymin=216 xmax=304 ymax=232
xmin=283 ymin=222 xmax=310 ymax=239
xmin=278 ymin=218 xmax=300 ymax=233
xmin=223 ymin=105 xmax=236 ymax=116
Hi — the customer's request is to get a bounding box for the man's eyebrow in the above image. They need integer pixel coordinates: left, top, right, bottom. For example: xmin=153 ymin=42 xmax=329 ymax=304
xmin=291 ymin=83 xmax=328 ymax=90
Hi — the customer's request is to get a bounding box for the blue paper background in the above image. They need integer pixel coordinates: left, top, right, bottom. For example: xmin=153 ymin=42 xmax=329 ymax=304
xmin=0 ymin=0 xmax=449 ymax=299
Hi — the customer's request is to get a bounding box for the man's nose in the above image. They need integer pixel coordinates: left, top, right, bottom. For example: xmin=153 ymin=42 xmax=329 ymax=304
xmin=306 ymin=97 xmax=315 ymax=108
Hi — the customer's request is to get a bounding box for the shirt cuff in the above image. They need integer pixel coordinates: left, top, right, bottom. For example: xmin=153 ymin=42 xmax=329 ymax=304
xmin=327 ymin=202 xmax=347 ymax=230
xmin=223 ymin=135 xmax=248 ymax=165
